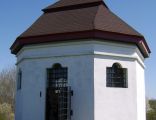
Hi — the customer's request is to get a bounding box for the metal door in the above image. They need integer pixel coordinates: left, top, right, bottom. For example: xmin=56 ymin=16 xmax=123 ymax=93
xmin=46 ymin=64 xmax=72 ymax=120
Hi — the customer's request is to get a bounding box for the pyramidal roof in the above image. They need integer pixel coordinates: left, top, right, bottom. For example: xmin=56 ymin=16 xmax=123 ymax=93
xmin=11 ymin=0 xmax=150 ymax=57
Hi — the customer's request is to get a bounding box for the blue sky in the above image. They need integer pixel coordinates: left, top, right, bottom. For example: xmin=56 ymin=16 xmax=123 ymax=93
xmin=0 ymin=0 xmax=155 ymax=99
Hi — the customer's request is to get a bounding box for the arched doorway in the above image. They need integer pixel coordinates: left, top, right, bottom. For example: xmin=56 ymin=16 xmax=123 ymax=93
xmin=46 ymin=63 xmax=72 ymax=120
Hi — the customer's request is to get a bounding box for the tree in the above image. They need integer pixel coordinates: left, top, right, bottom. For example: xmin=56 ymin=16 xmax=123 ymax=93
xmin=0 ymin=103 xmax=14 ymax=120
xmin=149 ymin=100 xmax=156 ymax=111
xmin=0 ymin=67 xmax=16 ymax=120
xmin=147 ymin=99 xmax=156 ymax=120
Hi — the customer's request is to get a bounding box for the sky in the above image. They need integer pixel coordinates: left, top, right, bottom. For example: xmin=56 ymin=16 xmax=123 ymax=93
xmin=0 ymin=0 xmax=155 ymax=99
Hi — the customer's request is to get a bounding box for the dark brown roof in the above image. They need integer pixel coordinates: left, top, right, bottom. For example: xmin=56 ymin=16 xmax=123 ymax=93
xmin=20 ymin=6 xmax=99 ymax=37
xmin=10 ymin=0 xmax=150 ymax=57
xmin=43 ymin=0 xmax=103 ymax=10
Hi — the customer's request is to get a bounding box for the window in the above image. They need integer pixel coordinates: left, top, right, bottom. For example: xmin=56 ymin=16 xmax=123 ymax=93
xmin=17 ymin=69 xmax=22 ymax=90
xmin=47 ymin=63 xmax=68 ymax=88
xmin=106 ymin=63 xmax=128 ymax=88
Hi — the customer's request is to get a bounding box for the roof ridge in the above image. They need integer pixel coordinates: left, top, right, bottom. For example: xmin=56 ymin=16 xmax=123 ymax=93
xmin=108 ymin=9 xmax=143 ymax=37
xmin=93 ymin=4 xmax=100 ymax=30
xmin=93 ymin=4 xmax=143 ymax=37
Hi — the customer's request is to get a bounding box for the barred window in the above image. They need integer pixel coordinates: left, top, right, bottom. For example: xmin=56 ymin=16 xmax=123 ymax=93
xmin=106 ymin=63 xmax=128 ymax=88
xmin=17 ymin=69 xmax=22 ymax=90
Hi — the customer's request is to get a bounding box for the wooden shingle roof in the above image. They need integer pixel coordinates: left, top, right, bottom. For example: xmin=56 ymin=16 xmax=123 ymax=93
xmin=11 ymin=0 xmax=150 ymax=57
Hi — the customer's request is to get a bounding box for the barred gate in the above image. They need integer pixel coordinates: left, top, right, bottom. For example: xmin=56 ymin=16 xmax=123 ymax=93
xmin=46 ymin=64 xmax=72 ymax=120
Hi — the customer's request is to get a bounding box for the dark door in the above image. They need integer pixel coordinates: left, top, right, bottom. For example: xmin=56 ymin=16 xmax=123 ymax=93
xmin=46 ymin=64 xmax=71 ymax=120
xmin=46 ymin=88 xmax=59 ymax=120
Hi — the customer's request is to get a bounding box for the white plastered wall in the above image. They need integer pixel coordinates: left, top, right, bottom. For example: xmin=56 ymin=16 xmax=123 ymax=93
xmin=93 ymin=42 xmax=145 ymax=120
xmin=15 ymin=41 xmax=95 ymax=120
xmin=94 ymin=56 xmax=137 ymax=120
xmin=136 ymin=61 xmax=146 ymax=120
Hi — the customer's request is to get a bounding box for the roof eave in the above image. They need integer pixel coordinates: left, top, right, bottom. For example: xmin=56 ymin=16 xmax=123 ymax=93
xmin=10 ymin=30 xmax=151 ymax=58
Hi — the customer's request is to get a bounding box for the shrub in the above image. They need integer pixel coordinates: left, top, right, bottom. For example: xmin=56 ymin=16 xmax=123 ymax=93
xmin=0 ymin=103 xmax=14 ymax=120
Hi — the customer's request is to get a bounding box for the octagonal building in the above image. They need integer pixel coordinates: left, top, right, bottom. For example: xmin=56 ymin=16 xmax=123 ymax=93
xmin=11 ymin=0 xmax=150 ymax=120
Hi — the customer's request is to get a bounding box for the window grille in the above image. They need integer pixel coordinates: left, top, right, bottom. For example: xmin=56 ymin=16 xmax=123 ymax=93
xmin=46 ymin=64 xmax=72 ymax=120
xmin=58 ymin=87 xmax=71 ymax=120
xmin=106 ymin=63 xmax=128 ymax=88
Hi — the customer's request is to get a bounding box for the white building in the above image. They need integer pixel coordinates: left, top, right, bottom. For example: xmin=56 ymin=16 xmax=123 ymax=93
xmin=11 ymin=0 xmax=151 ymax=120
